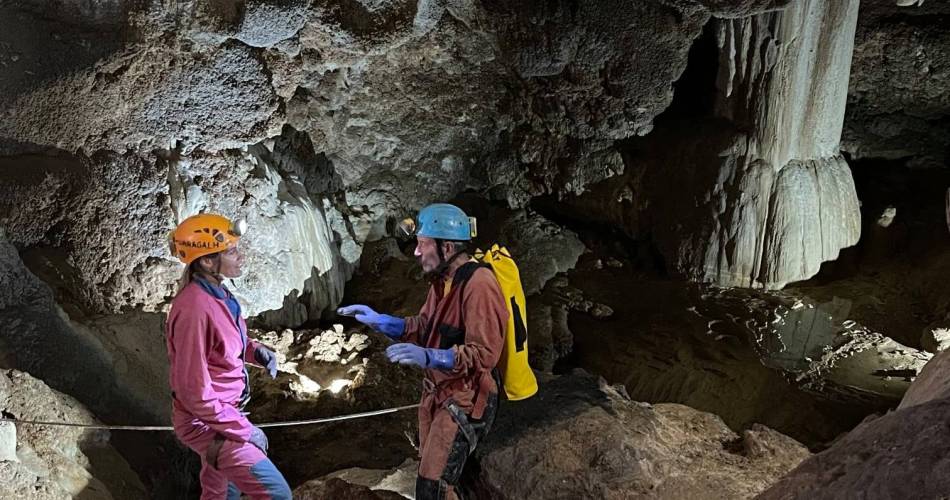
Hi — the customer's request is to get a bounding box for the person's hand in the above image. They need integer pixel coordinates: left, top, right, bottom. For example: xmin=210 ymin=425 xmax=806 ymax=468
xmin=337 ymin=304 xmax=405 ymax=339
xmin=249 ymin=426 xmax=269 ymax=454
xmin=385 ymin=343 xmax=454 ymax=370
xmin=254 ymin=346 xmax=278 ymax=379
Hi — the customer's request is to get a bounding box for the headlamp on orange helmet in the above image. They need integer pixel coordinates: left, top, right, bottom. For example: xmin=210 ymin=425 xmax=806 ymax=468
xmin=168 ymin=214 xmax=247 ymax=265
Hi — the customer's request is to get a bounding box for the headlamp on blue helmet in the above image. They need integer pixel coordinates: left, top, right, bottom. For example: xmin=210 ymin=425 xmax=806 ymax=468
xmin=397 ymin=203 xmax=476 ymax=241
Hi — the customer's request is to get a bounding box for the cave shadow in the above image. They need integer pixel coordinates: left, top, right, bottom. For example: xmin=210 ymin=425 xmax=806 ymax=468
xmin=0 ymin=251 xmax=193 ymax=497
xmin=0 ymin=6 xmax=133 ymax=108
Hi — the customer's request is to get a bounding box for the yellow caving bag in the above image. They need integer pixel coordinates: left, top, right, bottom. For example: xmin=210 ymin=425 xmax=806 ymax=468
xmin=474 ymin=244 xmax=538 ymax=401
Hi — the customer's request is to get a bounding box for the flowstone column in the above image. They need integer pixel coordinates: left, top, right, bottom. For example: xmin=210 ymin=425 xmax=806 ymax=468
xmin=671 ymin=0 xmax=862 ymax=289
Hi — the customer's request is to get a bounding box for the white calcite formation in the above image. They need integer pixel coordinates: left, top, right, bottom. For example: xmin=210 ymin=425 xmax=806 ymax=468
xmin=692 ymin=0 xmax=862 ymax=289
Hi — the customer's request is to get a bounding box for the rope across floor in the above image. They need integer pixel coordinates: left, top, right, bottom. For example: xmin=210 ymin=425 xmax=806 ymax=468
xmin=0 ymin=403 xmax=420 ymax=431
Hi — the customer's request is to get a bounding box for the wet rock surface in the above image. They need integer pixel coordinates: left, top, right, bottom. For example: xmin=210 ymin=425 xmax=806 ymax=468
xmin=701 ymin=288 xmax=931 ymax=405
xmin=562 ymin=247 xmax=879 ymax=447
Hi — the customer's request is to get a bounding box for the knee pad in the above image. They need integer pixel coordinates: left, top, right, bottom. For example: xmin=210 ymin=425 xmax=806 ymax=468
xmin=416 ymin=475 xmax=448 ymax=500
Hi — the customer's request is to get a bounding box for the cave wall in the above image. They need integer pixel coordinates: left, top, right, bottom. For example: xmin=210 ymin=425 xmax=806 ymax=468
xmin=0 ymin=0 xmax=728 ymax=324
xmin=3 ymin=1 xmax=943 ymax=312
xmin=554 ymin=0 xmax=862 ymax=289
xmin=843 ymin=0 xmax=950 ymax=169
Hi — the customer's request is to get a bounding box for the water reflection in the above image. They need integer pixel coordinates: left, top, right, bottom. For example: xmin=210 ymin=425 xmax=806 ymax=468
xmin=566 ymin=255 xmax=930 ymax=447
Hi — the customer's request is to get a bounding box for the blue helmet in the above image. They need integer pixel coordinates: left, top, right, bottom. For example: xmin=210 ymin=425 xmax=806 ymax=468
xmin=415 ymin=203 xmax=474 ymax=241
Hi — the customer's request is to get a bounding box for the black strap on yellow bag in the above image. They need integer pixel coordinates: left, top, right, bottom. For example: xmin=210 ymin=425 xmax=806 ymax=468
xmin=472 ymin=245 xmax=538 ymax=401
xmin=450 ymin=245 xmax=539 ymax=401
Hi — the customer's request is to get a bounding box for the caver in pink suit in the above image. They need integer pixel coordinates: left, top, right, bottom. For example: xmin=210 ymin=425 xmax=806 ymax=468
xmin=166 ymin=279 xmax=291 ymax=500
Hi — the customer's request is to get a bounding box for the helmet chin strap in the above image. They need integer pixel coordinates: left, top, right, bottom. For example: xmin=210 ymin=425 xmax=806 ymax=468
xmin=436 ymin=239 xmax=446 ymax=264
xmin=195 ymin=255 xmax=225 ymax=285
xmin=431 ymin=240 xmax=465 ymax=279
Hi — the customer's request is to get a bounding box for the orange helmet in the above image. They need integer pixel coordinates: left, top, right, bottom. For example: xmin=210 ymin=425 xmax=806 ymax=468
xmin=168 ymin=214 xmax=247 ymax=264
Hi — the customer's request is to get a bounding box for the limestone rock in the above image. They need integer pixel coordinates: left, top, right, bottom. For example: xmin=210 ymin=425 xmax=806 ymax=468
xmin=693 ymin=0 xmax=794 ymax=18
xmin=563 ymin=270 xmax=878 ymax=447
xmin=477 ymin=1 xmax=709 ymax=206
xmin=2 ymin=40 xmax=279 ymax=154
xmin=558 ymin=128 xmax=861 ymax=290
xmin=294 ymin=477 xmax=406 ymax=500
xmin=525 ymin=301 xmax=572 ymax=373
xmin=250 ymin=325 xmax=372 ymax=399
xmin=497 ymin=210 xmax=585 ymax=296
xmin=3 ymin=0 xmax=131 ymax=28
xmin=0 ymin=151 xmax=179 ymax=313
xmin=163 ymin=131 xmax=357 ymax=323
xmin=245 ymin=326 xmax=420 ymax=485
xmin=0 ymin=369 xmax=146 ymax=499
xmin=0 ymin=7 xmax=123 ymax=117
xmin=0 ymin=131 xmax=357 ymax=323
xmin=476 ymin=372 xmax=809 ymax=499
xmin=264 ymin=0 xmax=712 ymax=211
xmin=0 ymin=0 xmax=724 ymax=320
xmin=702 ymin=0 xmax=862 ymax=288
xmin=652 ymin=0 xmax=863 ymax=289
xmin=318 ymin=458 xmax=417 ymax=499
xmin=549 ymin=0 xmax=862 ymax=290
xmin=0 ymin=229 xmax=166 ymax=424
xmin=920 ymin=324 xmax=950 ymax=354
xmin=756 ymin=157 xmax=862 ymax=287
xmin=526 ymin=274 xmax=614 ymax=372
xmin=0 ymin=153 xmax=85 ymax=248
xmin=233 ymin=0 xmax=310 ymax=48
xmin=715 ymin=1 xmax=860 ymax=167
xmin=757 ymin=397 xmax=950 ymax=499
xmin=759 ymin=328 xmax=950 ymax=499
xmin=898 ymin=346 xmax=950 ymax=410
xmin=843 ymin=0 xmax=950 ymax=169
xmin=794 ymin=326 xmax=930 ymax=403
xmin=0 ymin=422 xmax=16 ymax=463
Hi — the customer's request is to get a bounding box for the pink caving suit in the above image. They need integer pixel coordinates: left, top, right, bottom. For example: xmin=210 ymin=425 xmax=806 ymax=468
xmin=166 ymin=279 xmax=291 ymax=499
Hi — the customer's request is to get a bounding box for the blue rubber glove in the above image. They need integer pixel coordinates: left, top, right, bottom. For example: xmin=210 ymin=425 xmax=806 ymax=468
xmin=254 ymin=346 xmax=278 ymax=379
xmin=385 ymin=343 xmax=455 ymax=370
xmin=337 ymin=304 xmax=405 ymax=340
xmin=249 ymin=426 xmax=269 ymax=454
